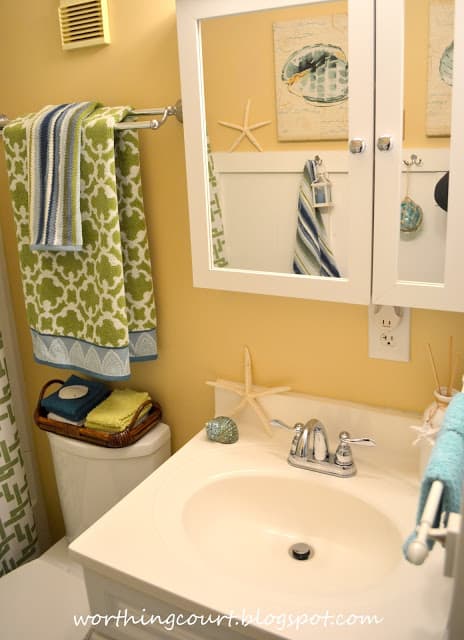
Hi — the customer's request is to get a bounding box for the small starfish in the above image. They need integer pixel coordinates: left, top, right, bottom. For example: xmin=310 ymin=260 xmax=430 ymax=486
xmin=206 ymin=346 xmax=291 ymax=436
xmin=218 ymin=99 xmax=271 ymax=152
xmin=410 ymin=422 xmax=440 ymax=446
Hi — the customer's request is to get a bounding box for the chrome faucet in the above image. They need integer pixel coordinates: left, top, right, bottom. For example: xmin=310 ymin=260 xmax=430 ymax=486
xmin=270 ymin=419 xmax=376 ymax=478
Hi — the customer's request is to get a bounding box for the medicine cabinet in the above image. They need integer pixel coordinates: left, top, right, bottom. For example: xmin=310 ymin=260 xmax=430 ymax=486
xmin=176 ymin=0 xmax=464 ymax=312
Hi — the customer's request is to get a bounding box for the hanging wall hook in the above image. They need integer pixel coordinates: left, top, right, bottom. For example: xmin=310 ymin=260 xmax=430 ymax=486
xmin=403 ymin=154 xmax=423 ymax=167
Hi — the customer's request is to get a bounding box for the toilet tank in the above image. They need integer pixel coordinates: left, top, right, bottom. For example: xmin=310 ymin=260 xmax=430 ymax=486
xmin=47 ymin=423 xmax=171 ymax=541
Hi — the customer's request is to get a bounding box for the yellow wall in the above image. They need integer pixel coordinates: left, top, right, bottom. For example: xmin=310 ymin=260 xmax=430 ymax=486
xmin=0 ymin=0 xmax=463 ymax=542
xmin=202 ymin=1 xmax=348 ymax=151
xmin=203 ymin=0 xmax=448 ymax=150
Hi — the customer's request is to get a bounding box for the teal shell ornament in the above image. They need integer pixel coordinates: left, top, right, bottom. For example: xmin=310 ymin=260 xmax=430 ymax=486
xmin=281 ymin=44 xmax=348 ymax=104
xmin=400 ymin=196 xmax=423 ymax=233
xmin=205 ymin=416 xmax=239 ymax=444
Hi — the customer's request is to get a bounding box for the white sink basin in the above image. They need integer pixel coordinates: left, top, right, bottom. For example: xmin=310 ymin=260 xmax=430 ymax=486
xmin=70 ymin=388 xmax=453 ymax=640
xmin=183 ymin=473 xmax=402 ymax=595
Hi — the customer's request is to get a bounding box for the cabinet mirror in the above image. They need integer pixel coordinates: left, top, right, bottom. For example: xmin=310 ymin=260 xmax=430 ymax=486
xmin=177 ymin=0 xmax=374 ymax=304
xmin=397 ymin=0 xmax=451 ymax=285
xmin=372 ymin=0 xmax=464 ymax=312
xmin=176 ymin=0 xmax=464 ymax=311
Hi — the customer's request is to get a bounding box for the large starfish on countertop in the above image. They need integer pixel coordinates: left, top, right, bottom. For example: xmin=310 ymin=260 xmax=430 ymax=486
xmin=206 ymin=346 xmax=291 ymax=436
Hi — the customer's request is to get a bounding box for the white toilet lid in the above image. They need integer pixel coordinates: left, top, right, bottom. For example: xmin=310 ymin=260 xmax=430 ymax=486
xmin=0 ymin=539 xmax=90 ymax=640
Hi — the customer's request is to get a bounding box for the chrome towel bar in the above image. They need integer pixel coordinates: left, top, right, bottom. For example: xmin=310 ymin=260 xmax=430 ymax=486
xmin=0 ymin=99 xmax=182 ymax=135
xmin=406 ymin=479 xmax=462 ymax=577
xmin=406 ymin=374 xmax=464 ymax=573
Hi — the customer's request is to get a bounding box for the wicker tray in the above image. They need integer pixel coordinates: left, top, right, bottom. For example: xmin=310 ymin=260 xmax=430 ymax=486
xmin=34 ymin=379 xmax=162 ymax=448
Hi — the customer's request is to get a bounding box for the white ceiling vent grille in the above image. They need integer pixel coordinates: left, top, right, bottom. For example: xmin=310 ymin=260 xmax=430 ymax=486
xmin=59 ymin=0 xmax=110 ymax=50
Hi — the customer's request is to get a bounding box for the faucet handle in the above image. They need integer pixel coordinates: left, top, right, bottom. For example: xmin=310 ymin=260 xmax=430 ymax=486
xmin=290 ymin=423 xmax=306 ymax=456
xmin=269 ymin=420 xmax=305 ymax=457
xmin=335 ymin=431 xmax=376 ymax=467
xmin=338 ymin=431 xmax=376 ymax=446
xmin=269 ymin=419 xmax=302 ymax=431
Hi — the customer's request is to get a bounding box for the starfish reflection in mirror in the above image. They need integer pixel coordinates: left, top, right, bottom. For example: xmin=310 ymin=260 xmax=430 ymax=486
xmin=206 ymin=346 xmax=291 ymax=436
xmin=218 ymin=99 xmax=271 ymax=152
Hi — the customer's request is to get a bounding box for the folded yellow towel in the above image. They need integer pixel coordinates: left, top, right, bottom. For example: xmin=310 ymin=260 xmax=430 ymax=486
xmin=84 ymin=389 xmax=151 ymax=432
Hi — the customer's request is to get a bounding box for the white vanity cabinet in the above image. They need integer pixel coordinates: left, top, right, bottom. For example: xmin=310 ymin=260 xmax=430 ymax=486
xmin=176 ymin=0 xmax=464 ymax=312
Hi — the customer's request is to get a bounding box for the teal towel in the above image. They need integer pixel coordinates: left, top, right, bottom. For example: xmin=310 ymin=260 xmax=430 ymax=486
xmin=41 ymin=374 xmax=110 ymax=422
xmin=403 ymin=393 xmax=464 ymax=559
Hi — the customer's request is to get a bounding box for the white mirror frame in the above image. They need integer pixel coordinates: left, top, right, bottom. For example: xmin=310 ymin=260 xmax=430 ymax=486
xmin=176 ymin=0 xmax=375 ymax=303
xmin=372 ymin=0 xmax=464 ymax=312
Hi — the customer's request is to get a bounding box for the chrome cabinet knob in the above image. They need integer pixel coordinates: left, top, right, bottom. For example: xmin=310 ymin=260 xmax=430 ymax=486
xmin=377 ymin=136 xmax=393 ymax=151
xmin=349 ymin=138 xmax=366 ymax=154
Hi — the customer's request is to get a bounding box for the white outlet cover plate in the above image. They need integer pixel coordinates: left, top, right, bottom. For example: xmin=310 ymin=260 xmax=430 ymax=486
xmin=368 ymin=305 xmax=410 ymax=362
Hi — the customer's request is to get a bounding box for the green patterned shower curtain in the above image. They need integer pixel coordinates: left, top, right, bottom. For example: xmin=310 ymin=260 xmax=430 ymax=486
xmin=0 ymin=330 xmax=38 ymax=575
xmin=207 ymin=141 xmax=228 ymax=268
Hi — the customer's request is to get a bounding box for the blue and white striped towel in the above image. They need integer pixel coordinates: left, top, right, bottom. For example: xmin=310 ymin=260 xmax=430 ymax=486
xmin=293 ymin=160 xmax=340 ymax=277
xmin=26 ymin=101 xmax=98 ymax=251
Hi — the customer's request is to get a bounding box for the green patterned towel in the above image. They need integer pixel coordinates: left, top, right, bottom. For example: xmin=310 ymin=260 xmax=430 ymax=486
xmin=207 ymin=140 xmax=228 ymax=268
xmin=3 ymin=106 xmax=157 ymax=380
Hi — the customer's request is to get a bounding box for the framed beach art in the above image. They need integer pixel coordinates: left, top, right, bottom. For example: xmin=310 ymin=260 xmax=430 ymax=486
xmin=273 ymin=12 xmax=348 ymax=141
xmin=426 ymin=0 xmax=454 ymax=136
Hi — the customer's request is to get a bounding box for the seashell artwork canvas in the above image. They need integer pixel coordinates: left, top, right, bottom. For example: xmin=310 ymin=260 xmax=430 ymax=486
xmin=273 ymin=15 xmax=348 ymax=141
xmin=281 ymin=44 xmax=348 ymax=105
xmin=426 ymin=0 xmax=454 ymax=136
xmin=439 ymin=41 xmax=454 ymax=87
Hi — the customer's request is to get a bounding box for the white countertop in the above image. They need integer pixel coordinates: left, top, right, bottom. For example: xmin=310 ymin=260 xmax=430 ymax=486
xmin=70 ymin=387 xmax=453 ymax=640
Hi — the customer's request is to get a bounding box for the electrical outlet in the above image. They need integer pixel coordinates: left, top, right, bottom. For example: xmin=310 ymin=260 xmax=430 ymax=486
xmin=374 ymin=305 xmax=402 ymax=330
xmin=380 ymin=332 xmax=395 ymax=347
xmin=368 ymin=305 xmax=410 ymax=361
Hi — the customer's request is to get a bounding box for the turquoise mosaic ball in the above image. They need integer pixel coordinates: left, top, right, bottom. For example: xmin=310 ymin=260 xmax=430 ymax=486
xmin=205 ymin=416 xmax=239 ymax=444
xmin=400 ymin=197 xmax=423 ymax=233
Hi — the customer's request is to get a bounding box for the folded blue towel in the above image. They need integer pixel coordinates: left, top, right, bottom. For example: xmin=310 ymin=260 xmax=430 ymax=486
xmin=403 ymin=393 xmax=464 ymax=559
xmin=41 ymin=374 xmax=110 ymax=423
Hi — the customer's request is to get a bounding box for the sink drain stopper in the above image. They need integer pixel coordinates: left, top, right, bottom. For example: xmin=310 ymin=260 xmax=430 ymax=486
xmin=289 ymin=542 xmax=313 ymax=561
